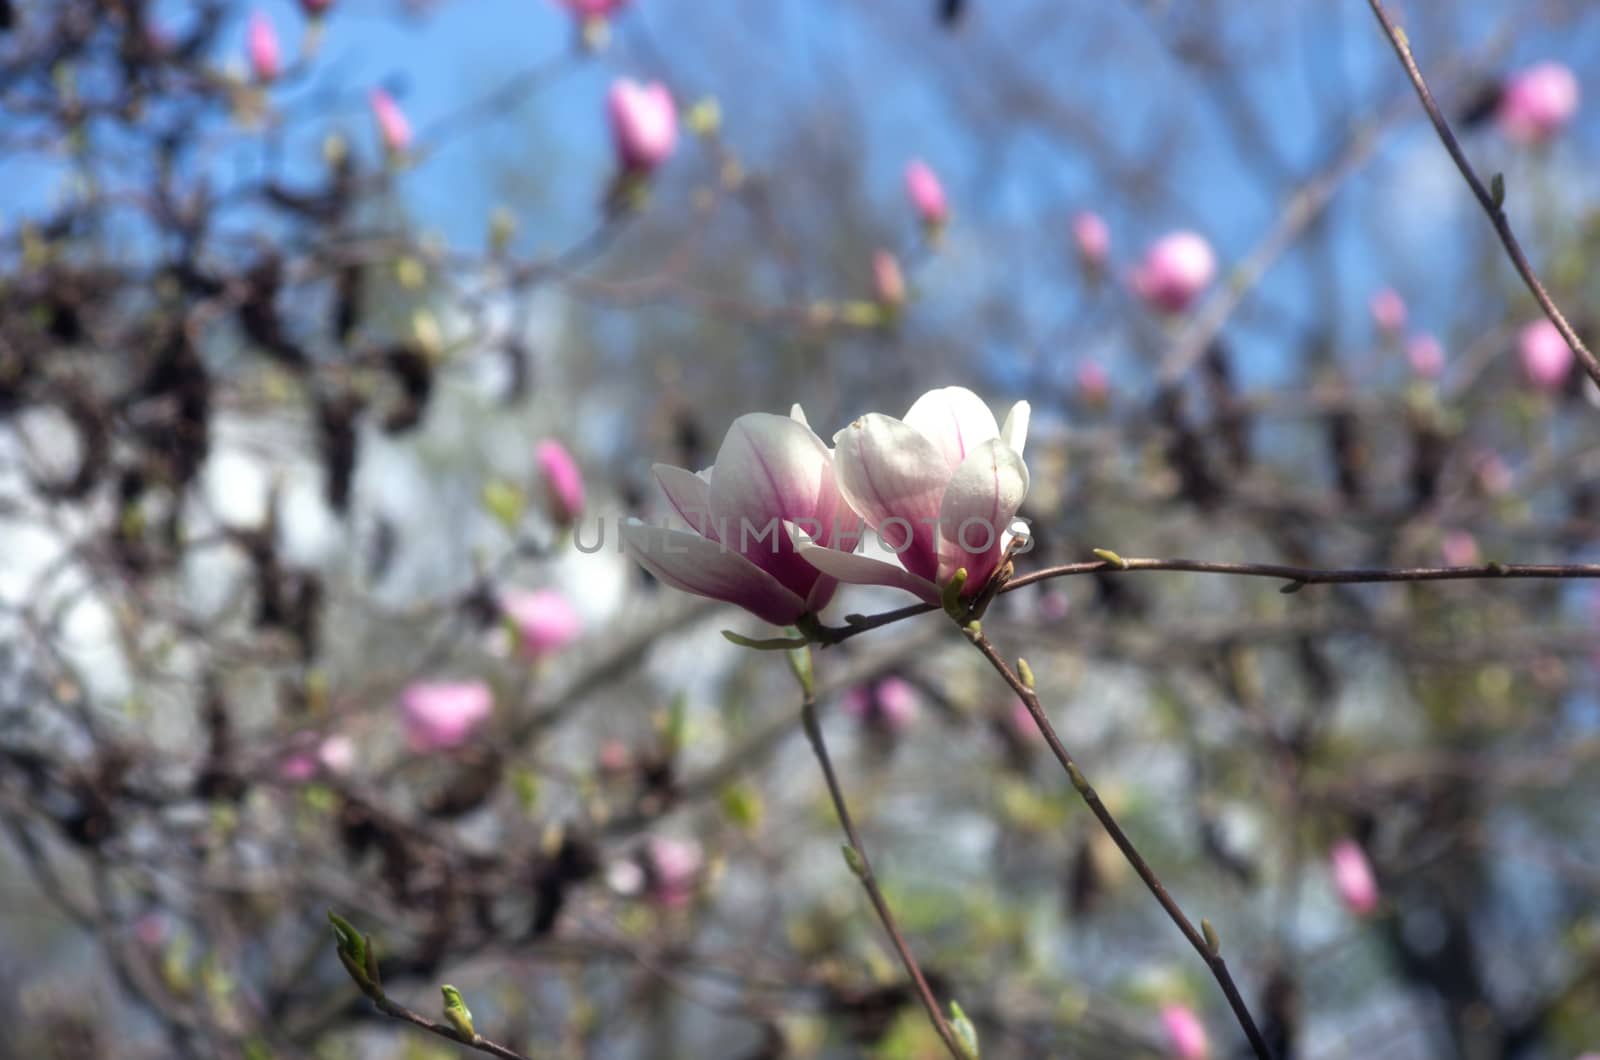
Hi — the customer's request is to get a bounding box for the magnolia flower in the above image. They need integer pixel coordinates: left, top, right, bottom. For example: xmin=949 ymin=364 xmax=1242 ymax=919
xmin=798 ymin=387 xmax=1030 ymax=606
xmin=843 ymin=676 xmax=920 ymax=733
xmin=1369 ymin=288 xmax=1407 ymax=337
xmin=1330 ymin=838 xmax=1379 ymax=917
xmin=247 ymin=11 xmax=281 ymax=82
xmin=1519 ymin=319 xmax=1574 ymax=392
xmin=905 ymin=159 xmax=949 ymax=228
xmin=369 ymin=88 xmax=412 ymax=155
xmin=1498 ymin=62 xmax=1580 ymax=144
xmin=1071 ymin=211 xmax=1110 ymax=269
xmin=536 ymin=439 xmax=585 ymax=526
xmin=1407 ymin=333 xmax=1445 ymax=380
xmin=1131 ymin=231 xmax=1215 ymax=313
xmin=872 ymin=250 xmax=906 ymax=309
xmin=622 ymin=407 xmax=860 ymax=625
xmin=501 ymin=588 xmax=582 ymax=658
xmin=558 ymin=0 xmax=629 ymax=15
xmin=401 ymin=681 xmax=492 ymax=752
xmin=608 ymin=79 xmax=677 ymax=173
xmin=1077 ymin=360 xmax=1110 ymax=405
xmin=1159 ymin=1003 xmax=1210 ymax=1060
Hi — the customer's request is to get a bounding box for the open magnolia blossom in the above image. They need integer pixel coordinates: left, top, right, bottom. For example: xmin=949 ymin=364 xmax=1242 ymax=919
xmin=621 ymin=407 xmax=860 ymax=625
xmin=797 ymin=386 xmax=1030 ymax=607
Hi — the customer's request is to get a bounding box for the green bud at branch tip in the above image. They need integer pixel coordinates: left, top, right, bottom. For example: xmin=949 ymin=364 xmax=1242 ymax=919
xmin=1017 ymin=657 xmax=1035 ymax=690
xmin=1202 ymin=918 xmax=1221 ymax=955
xmin=949 ymin=1000 xmax=981 ymax=1059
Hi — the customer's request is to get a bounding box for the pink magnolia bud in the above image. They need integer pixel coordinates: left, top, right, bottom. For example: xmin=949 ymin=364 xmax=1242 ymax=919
xmin=369 ymin=88 xmax=412 ymax=155
xmin=1519 ymin=319 xmax=1574 ymax=392
xmin=500 ymin=588 xmax=583 ymax=658
xmin=645 ymin=836 xmax=703 ymax=908
xmin=1406 ymin=333 xmax=1445 ymax=380
xmin=535 ymin=439 xmax=586 ymax=526
xmin=301 ymin=0 xmax=336 ymax=14
xmin=557 ymin=0 xmax=629 ymax=15
xmin=844 ymin=677 xmax=920 ymax=733
xmin=608 ymin=79 xmax=677 ymax=173
xmin=1497 ymin=62 xmax=1580 ymax=145
xmin=400 ymin=681 xmax=493 ymax=753
xmin=1077 ymin=359 xmax=1110 ymax=405
xmin=872 ymin=250 xmax=906 ymax=309
xmin=1159 ymin=1003 xmax=1210 ymax=1060
xmin=1131 ymin=231 xmax=1215 ymax=314
xmin=1440 ymin=530 xmax=1480 ymax=568
xmin=1071 ymin=211 xmax=1110 ymax=269
xmin=904 ymin=159 xmax=949 ymax=227
xmin=1369 ymin=288 xmax=1407 ymax=336
xmin=247 ymin=11 xmax=281 ymax=83
xmin=1329 ymin=838 xmax=1379 ymax=917
xmin=280 ymin=732 xmax=356 ymax=781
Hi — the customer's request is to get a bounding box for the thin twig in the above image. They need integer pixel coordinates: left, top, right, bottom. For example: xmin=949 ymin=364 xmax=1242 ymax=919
xmin=367 ymin=993 xmax=536 ymax=1060
xmin=962 ymin=628 xmax=1275 ymax=1060
xmin=1363 ymin=0 xmax=1600 ymax=389
xmin=794 ymin=648 xmax=967 ymax=1059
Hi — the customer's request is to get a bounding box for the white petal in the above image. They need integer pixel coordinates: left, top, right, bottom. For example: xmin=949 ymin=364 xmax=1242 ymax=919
xmin=792 ymin=526 xmax=939 ymax=605
xmin=653 ymin=463 xmax=719 ymax=541
xmin=936 ymin=438 xmax=1030 ymax=591
xmin=789 ymin=403 xmax=809 ymax=427
xmin=831 ymin=413 xmax=948 ymax=583
xmin=903 ymin=387 xmax=1000 ymax=471
xmin=621 ymin=520 xmax=806 ymax=625
xmin=1000 ymin=401 xmax=1030 ymax=458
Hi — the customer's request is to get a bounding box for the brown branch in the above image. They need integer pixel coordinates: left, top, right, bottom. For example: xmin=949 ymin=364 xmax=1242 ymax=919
xmin=367 ymin=993 xmax=536 ymax=1060
xmin=1003 ymin=556 xmax=1600 ymax=593
xmin=794 ymin=648 xmax=967 ymax=1059
xmin=1363 ymin=0 xmax=1600 ymax=390
xmin=961 ymin=628 xmax=1275 ymax=1060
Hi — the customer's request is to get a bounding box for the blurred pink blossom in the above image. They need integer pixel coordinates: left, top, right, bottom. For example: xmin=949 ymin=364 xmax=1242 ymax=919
xmin=280 ymin=733 xmax=356 ymax=781
xmin=608 ymin=79 xmax=677 ymax=172
xmin=301 ymin=0 xmax=335 ymax=14
xmin=1440 ymin=530 xmax=1480 ymax=568
xmin=1498 ymin=62 xmax=1580 ymax=145
xmin=535 ymin=439 xmax=585 ymax=526
xmin=1519 ymin=319 xmax=1574 ymax=392
xmin=557 ymin=0 xmax=629 ymax=16
xmin=1077 ymin=359 xmax=1110 ymax=405
xmin=247 ymin=11 xmax=281 ymax=82
xmin=872 ymin=250 xmax=906 ymax=308
xmin=1160 ymin=1003 xmax=1210 ymax=1060
xmin=1472 ymin=450 xmax=1513 ymax=496
xmin=1330 ymin=838 xmax=1379 ymax=917
xmin=843 ymin=677 xmax=920 ymax=734
xmin=369 ymin=88 xmax=412 ymax=155
xmin=1131 ymin=231 xmax=1215 ymax=313
xmin=905 ymin=159 xmax=949 ymax=227
xmin=500 ymin=588 xmax=582 ymax=658
xmin=1406 ymin=333 xmax=1445 ymax=380
xmin=401 ymin=681 xmax=493 ymax=752
xmin=1369 ymin=288 xmax=1407 ymax=337
xmin=645 ymin=836 xmax=703 ymax=907
xmin=1072 ymin=211 xmax=1110 ymax=268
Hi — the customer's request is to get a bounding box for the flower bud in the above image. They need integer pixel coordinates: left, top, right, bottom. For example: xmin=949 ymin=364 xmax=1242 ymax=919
xmin=872 ymin=249 xmax=906 ymax=310
xmin=1131 ymin=231 xmax=1215 ymax=314
xmin=400 ymin=681 xmax=492 ymax=753
xmin=1329 ymin=838 xmax=1379 ymax=917
xmin=608 ymin=79 xmax=677 ymax=173
xmin=247 ymin=11 xmax=281 ymax=83
xmin=1518 ymin=319 xmax=1574 ymax=392
xmin=905 ymin=158 xmax=949 ymax=229
xmin=535 ymin=439 xmax=585 ymax=526
xmin=1406 ymin=333 xmax=1445 ymax=380
xmin=369 ymin=88 xmax=412 ymax=156
xmin=500 ymin=588 xmax=582 ymax=659
xmin=1159 ymin=1003 xmax=1209 ymax=1060
xmin=1071 ymin=211 xmax=1110 ymax=270
xmin=1369 ymin=287 xmax=1407 ymax=337
xmin=1497 ymin=62 xmax=1579 ymax=145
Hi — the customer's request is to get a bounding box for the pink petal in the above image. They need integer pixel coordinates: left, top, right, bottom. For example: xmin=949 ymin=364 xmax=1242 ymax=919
xmin=903 ymin=386 xmax=1000 ymax=472
xmin=621 ymin=520 xmax=807 ymax=625
xmin=831 ymin=413 xmax=949 ymax=583
xmin=936 ymin=438 xmax=1029 ymax=593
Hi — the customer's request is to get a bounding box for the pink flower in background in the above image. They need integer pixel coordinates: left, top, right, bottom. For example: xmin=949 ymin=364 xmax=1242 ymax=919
xmin=905 ymin=159 xmax=949 ymax=227
xmin=1072 ymin=211 xmax=1110 ymax=268
xmin=280 ymin=733 xmax=356 ymax=781
xmin=1519 ymin=320 xmax=1574 ymax=392
xmin=1471 ymin=450 xmax=1513 ymax=496
xmin=1077 ymin=360 xmax=1110 ymax=405
xmin=300 ymin=0 xmax=335 ymax=14
xmin=247 ymin=11 xmax=281 ymax=82
xmin=622 ymin=408 xmax=861 ymax=625
xmin=1406 ymin=333 xmax=1445 ymax=380
xmin=401 ymin=681 xmax=493 ymax=752
xmin=596 ymin=739 xmax=632 ymax=774
xmin=1007 ymin=699 xmax=1040 ymax=741
xmin=645 ymin=836 xmax=703 ymax=908
xmin=843 ymin=677 xmax=920 ymax=733
xmin=1131 ymin=231 xmax=1215 ymax=313
xmin=1440 ymin=530 xmax=1480 ymax=568
xmin=872 ymin=250 xmax=906 ymax=309
xmin=500 ymin=588 xmax=582 ymax=658
xmin=558 ymin=0 xmax=629 ymax=16
xmin=608 ymin=79 xmax=677 ymax=172
xmin=535 ymin=439 xmax=585 ymax=526
xmin=798 ymin=387 xmax=1030 ymax=606
xmin=369 ymin=88 xmax=412 ymax=155
xmin=134 ymin=913 xmax=169 ymax=948
xmin=1330 ymin=838 xmax=1379 ymax=917
xmin=1369 ymin=288 xmax=1407 ymax=336
xmin=1160 ymin=1003 xmax=1210 ymax=1060
xmin=1497 ymin=62 xmax=1580 ymax=145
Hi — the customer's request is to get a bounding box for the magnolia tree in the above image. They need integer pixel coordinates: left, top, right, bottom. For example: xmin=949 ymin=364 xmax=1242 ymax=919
xmin=3 ymin=1 xmax=1600 ymax=1059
